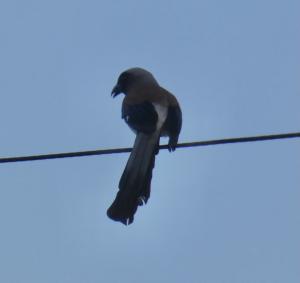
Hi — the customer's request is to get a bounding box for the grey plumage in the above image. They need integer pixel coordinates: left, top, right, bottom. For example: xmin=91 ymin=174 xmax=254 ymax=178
xmin=107 ymin=68 xmax=182 ymax=225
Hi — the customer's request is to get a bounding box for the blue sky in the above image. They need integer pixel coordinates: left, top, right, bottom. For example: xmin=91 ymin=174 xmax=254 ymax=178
xmin=0 ymin=0 xmax=299 ymax=282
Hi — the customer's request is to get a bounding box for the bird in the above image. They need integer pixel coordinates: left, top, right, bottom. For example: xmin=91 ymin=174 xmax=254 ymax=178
xmin=107 ymin=67 xmax=182 ymax=225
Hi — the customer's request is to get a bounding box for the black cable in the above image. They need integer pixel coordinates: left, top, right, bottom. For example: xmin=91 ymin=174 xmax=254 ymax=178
xmin=0 ymin=132 xmax=299 ymax=164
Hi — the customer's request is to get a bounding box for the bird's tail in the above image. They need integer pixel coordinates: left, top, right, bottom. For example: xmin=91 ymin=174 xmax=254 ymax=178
xmin=107 ymin=131 xmax=160 ymax=225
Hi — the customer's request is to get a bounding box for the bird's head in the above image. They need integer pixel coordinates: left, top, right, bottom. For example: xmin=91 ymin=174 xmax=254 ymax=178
xmin=111 ymin=67 xmax=158 ymax=98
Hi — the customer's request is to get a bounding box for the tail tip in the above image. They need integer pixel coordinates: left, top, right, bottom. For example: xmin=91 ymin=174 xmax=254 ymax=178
xmin=107 ymin=206 xmax=134 ymax=225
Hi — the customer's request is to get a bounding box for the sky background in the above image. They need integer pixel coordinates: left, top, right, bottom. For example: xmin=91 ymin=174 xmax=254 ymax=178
xmin=0 ymin=0 xmax=299 ymax=282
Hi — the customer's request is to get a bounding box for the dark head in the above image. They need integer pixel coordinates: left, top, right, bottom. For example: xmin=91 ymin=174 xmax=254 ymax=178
xmin=111 ymin=67 xmax=159 ymax=98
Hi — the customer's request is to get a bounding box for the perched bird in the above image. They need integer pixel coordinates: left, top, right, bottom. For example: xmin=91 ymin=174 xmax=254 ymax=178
xmin=107 ymin=67 xmax=182 ymax=225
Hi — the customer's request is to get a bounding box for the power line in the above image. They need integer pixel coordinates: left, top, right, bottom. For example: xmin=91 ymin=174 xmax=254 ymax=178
xmin=0 ymin=132 xmax=299 ymax=164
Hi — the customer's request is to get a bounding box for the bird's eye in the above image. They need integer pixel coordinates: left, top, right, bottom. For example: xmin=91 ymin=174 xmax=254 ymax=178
xmin=118 ymin=72 xmax=133 ymax=91
xmin=119 ymin=72 xmax=130 ymax=83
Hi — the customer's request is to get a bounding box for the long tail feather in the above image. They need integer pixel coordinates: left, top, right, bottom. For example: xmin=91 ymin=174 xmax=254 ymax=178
xmin=107 ymin=131 xmax=160 ymax=225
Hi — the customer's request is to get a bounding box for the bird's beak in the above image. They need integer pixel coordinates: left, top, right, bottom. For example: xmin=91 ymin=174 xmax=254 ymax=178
xmin=111 ymin=84 xmax=121 ymax=98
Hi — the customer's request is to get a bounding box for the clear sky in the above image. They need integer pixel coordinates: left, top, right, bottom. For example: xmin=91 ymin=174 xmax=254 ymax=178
xmin=0 ymin=0 xmax=299 ymax=282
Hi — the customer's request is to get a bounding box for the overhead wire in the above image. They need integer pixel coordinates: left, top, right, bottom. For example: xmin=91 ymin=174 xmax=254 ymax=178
xmin=0 ymin=132 xmax=299 ymax=164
